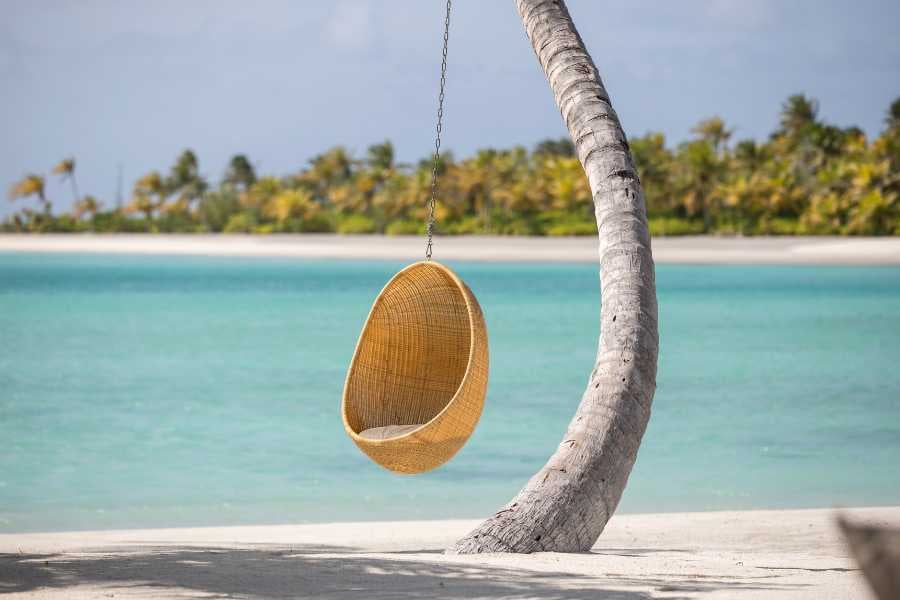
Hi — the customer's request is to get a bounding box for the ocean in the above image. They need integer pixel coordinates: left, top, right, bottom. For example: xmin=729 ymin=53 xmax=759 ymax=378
xmin=1 ymin=252 xmax=898 ymax=533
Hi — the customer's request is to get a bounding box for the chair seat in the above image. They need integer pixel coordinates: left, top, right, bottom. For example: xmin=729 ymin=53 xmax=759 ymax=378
xmin=359 ymin=424 xmax=424 ymax=440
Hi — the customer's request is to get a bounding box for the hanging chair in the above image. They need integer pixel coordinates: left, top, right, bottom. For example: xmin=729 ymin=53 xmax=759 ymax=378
xmin=341 ymin=261 xmax=489 ymax=474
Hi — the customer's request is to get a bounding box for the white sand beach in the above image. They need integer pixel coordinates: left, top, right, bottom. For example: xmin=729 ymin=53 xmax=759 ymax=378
xmin=0 ymin=234 xmax=898 ymax=265
xmin=1 ymin=507 xmax=896 ymax=599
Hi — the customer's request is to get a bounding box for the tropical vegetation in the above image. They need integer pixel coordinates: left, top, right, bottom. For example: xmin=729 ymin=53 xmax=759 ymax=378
xmin=5 ymin=95 xmax=899 ymax=236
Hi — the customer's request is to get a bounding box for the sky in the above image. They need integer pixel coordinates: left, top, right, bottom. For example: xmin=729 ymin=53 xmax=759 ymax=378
xmin=3 ymin=0 xmax=899 ymax=216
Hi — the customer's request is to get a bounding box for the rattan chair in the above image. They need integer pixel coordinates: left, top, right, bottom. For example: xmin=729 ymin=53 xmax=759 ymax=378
xmin=342 ymin=261 xmax=489 ymax=474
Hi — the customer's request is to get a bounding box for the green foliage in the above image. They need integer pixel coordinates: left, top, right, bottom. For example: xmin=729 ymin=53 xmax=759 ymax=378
xmin=754 ymin=218 xmax=800 ymax=236
xmin=647 ymin=218 xmax=706 ymax=237
xmin=4 ymin=95 xmax=898 ymax=236
xmin=385 ymin=219 xmax=423 ymax=236
xmin=197 ymin=188 xmax=241 ymax=232
xmin=534 ymin=137 xmax=575 ymax=157
xmin=296 ymin=214 xmax=333 ymax=233
xmin=336 ymin=214 xmax=377 ymax=234
xmin=544 ymin=221 xmax=596 ymax=236
xmin=367 ymin=141 xmax=395 ymax=172
xmin=535 ymin=209 xmax=594 ymax=236
xmin=92 ymin=211 xmax=148 ymax=233
xmin=46 ymin=214 xmax=85 ymax=233
xmin=155 ymin=211 xmax=197 ymax=233
xmin=223 ymin=213 xmax=256 ymax=233
xmin=491 ymin=216 xmax=543 ymax=236
xmin=443 ymin=216 xmax=483 ymax=235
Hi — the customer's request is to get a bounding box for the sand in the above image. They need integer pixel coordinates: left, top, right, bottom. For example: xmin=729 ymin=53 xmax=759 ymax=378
xmin=1 ymin=506 xmax=897 ymax=599
xmin=0 ymin=233 xmax=898 ymax=265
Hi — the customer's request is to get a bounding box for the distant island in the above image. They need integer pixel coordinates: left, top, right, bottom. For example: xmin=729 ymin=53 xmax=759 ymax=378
xmin=5 ymin=94 xmax=899 ymax=237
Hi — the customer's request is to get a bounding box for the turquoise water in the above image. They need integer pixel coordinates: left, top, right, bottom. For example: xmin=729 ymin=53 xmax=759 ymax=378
xmin=1 ymin=253 xmax=899 ymax=533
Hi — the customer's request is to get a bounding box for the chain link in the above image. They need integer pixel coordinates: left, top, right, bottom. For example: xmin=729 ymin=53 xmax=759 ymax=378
xmin=425 ymin=0 xmax=451 ymax=261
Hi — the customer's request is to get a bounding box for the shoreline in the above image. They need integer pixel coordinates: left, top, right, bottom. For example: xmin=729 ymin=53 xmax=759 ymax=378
xmin=1 ymin=233 xmax=899 ymax=265
xmin=4 ymin=503 xmax=898 ymax=538
xmin=2 ymin=507 xmax=896 ymax=599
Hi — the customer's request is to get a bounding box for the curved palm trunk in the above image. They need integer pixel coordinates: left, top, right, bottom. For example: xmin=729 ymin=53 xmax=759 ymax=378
xmin=69 ymin=175 xmax=81 ymax=204
xmin=451 ymin=0 xmax=658 ymax=554
xmin=38 ymin=190 xmax=51 ymax=216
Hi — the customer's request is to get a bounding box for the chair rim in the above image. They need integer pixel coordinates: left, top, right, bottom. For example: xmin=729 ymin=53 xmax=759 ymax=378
xmin=341 ymin=260 xmax=479 ymax=447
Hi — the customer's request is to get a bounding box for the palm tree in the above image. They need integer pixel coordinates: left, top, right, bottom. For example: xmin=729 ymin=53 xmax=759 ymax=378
xmin=779 ymin=94 xmax=819 ymax=138
xmin=734 ymin=139 xmax=764 ymax=171
xmin=364 ymin=141 xmax=399 ymax=220
xmin=124 ymin=193 xmax=156 ymax=226
xmin=630 ymin=132 xmax=674 ymax=217
xmin=9 ymin=174 xmax=51 ymax=215
xmin=453 ymin=149 xmax=501 ymax=231
xmin=687 ymin=118 xmax=732 ymax=229
xmin=126 ymin=171 xmax=168 ymax=227
xmin=136 ymin=171 xmax=168 ymax=206
xmin=73 ymin=195 xmax=100 ymax=227
xmin=692 ymin=117 xmax=733 ymax=156
xmin=676 ymin=139 xmax=720 ymax=230
xmin=241 ymin=176 xmax=283 ymax=210
xmin=299 ymin=147 xmax=355 ymax=198
xmin=540 ymin=155 xmax=591 ymax=212
xmin=197 ymin=188 xmax=241 ymax=232
xmin=373 ymin=171 xmax=416 ymax=221
xmin=878 ymin=98 xmax=900 ymax=173
xmin=492 ymin=147 xmax=540 ymax=217
xmin=262 ymin=188 xmax=319 ymax=229
xmin=452 ymin=0 xmax=658 ymax=553
xmin=887 ymin=98 xmax=900 ymax=131
xmin=52 ymin=158 xmax=80 ymax=204
xmin=366 ymin=140 xmax=395 ymax=173
xmin=224 ymin=155 xmax=257 ymax=190
xmin=168 ymin=149 xmax=207 ymax=212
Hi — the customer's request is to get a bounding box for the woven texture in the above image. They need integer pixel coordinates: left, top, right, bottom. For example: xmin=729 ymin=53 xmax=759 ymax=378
xmin=342 ymin=261 xmax=489 ymax=474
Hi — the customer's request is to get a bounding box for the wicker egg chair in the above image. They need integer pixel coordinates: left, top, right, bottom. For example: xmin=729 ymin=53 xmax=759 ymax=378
xmin=342 ymin=261 xmax=489 ymax=474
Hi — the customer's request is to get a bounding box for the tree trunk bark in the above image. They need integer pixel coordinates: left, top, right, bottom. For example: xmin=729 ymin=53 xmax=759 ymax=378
xmin=450 ymin=0 xmax=659 ymax=554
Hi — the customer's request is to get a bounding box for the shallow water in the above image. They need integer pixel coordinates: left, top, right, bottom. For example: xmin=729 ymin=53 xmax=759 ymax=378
xmin=1 ymin=252 xmax=898 ymax=533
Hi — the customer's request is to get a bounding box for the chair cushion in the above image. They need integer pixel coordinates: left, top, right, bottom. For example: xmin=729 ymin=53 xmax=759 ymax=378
xmin=358 ymin=424 xmax=423 ymax=440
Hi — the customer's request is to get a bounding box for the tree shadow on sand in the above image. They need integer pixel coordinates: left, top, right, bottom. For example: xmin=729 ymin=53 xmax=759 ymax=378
xmin=1 ymin=543 xmax=802 ymax=599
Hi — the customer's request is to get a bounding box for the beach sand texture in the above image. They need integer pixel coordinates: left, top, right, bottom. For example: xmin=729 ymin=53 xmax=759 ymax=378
xmin=0 ymin=234 xmax=899 ymax=265
xmin=1 ymin=507 xmax=897 ymax=599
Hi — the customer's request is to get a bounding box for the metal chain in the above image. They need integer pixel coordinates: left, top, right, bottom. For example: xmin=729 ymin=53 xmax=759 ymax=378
xmin=425 ymin=0 xmax=451 ymax=261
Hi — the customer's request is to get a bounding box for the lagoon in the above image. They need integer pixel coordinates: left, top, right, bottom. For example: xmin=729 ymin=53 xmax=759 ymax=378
xmin=1 ymin=253 xmax=899 ymax=533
